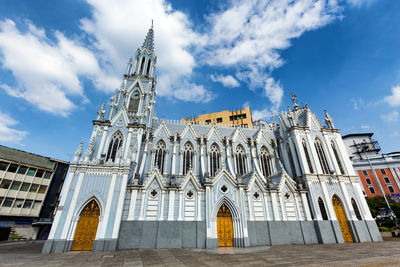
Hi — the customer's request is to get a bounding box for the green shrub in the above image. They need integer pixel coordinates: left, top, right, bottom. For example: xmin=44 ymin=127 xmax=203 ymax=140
xmin=9 ymin=234 xmax=23 ymax=239
xmin=378 ymin=226 xmax=391 ymax=232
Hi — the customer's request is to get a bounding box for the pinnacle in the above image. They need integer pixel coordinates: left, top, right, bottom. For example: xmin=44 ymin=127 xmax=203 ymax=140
xmin=142 ymin=22 xmax=154 ymax=52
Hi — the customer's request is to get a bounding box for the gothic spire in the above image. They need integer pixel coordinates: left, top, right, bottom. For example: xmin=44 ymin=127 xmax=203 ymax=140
xmin=142 ymin=21 xmax=154 ymax=52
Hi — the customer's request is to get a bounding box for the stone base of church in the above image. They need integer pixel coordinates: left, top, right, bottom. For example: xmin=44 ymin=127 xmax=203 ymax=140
xmin=42 ymin=219 xmax=382 ymax=253
xmin=117 ymin=220 xmax=207 ymax=249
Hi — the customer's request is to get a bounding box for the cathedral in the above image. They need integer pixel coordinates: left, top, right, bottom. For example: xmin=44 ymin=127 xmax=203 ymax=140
xmin=43 ymin=25 xmax=382 ymax=253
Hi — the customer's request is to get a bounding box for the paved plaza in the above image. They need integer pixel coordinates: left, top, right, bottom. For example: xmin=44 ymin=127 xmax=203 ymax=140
xmin=1 ymin=239 xmax=400 ymax=266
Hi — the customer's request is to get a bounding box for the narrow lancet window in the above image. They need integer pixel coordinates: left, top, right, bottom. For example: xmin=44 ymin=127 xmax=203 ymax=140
xmin=105 ymin=132 xmax=123 ymax=162
xmin=259 ymin=146 xmax=272 ymax=178
xmin=331 ymin=141 xmax=345 ymax=175
xmin=139 ymin=57 xmax=146 ymax=75
xmin=286 ymin=143 xmax=297 ymax=178
xmin=314 ymin=138 xmax=330 ymax=174
xmin=154 ymin=140 xmax=166 ymax=173
xmin=302 ymin=139 xmax=314 ymax=173
xmin=351 ymin=198 xmax=362 ymax=220
xmin=235 ymin=145 xmax=247 ymax=176
xmin=318 ymin=197 xmax=328 ymax=220
xmin=183 ymin=142 xmax=194 ymax=175
xmin=146 ymin=60 xmax=151 ymax=76
xmin=128 ymin=91 xmax=140 ymax=113
xmin=209 ymin=143 xmax=221 ymax=177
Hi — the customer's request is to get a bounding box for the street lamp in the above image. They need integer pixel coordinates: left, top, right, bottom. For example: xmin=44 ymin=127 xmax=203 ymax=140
xmin=360 ymin=141 xmax=397 ymax=226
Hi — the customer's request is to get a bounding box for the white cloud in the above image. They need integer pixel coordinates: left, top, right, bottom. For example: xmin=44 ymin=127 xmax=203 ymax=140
xmin=0 ymin=19 xmax=112 ymax=116
xmin=80 ymin=0 xmax=211 ymax=103
xmin=350 ymin=97 xmax=365 ymax=110
xmin=264 ymin=77 xmax=283 ymax=108
xmin=384 ymin=85 xmax=400 ymax=107
xmin=210 ymin=74 xmax=240 ymax=88
xmin=360 ymin=125 xmax=370 ymax=130
xmin=346 ymin=0 xmax=376 ymax=7
xmin=200 ymin=0 xmax=341 ymax=106
xmin=0 ymin=112 xmax=28 ymax=144
xmin=381 ymin=111 xmax=399 ymax=122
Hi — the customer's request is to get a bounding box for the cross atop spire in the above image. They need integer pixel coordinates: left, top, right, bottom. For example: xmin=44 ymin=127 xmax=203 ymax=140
xmin=291 ymin=92 xmax=298 ymax=110
xmin=142 ymin=21 xmax=154 ymax=52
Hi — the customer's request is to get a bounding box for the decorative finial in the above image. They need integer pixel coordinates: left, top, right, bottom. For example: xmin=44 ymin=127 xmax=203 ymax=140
xmin=291 ymin=92 xmax=298 ymax=109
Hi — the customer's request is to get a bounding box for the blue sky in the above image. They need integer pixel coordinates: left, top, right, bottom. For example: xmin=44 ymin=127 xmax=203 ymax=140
xmin=0 ymin=0 xmax=399 ymax=161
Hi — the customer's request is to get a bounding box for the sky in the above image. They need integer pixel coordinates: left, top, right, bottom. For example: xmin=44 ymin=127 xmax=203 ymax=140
xmin=0 ymin=0 xmax=399 ymax=162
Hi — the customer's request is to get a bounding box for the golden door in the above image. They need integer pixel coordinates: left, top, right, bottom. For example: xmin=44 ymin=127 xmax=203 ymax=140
xmin=72 ymin=200 xmax=100 ymax=251
xmin=332 ymin=196 xmax=354 ymax=243
xmin=217 ymin=204 xmax=234 ymax=247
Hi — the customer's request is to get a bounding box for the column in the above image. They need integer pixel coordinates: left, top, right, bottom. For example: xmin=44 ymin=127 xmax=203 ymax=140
xmin=99 ymin=173 xmax=117 ymax=238
xmin=168 ymin=190 xmax=175 ymax=220
xmin=127 ymin=189 xmax=138 ymax=220
xmin=159 ymin=191 xmax=165 ymax=220
xmin=138 ymin=190 xmax=146 ymax=220
xmin=96 ymin=126 xmax=109 ymax=158
xmin=177 ymin=191 xmax=184 ymax=221
xmin=112 ymin=174 xmax=128 ymax=238
xmin=270 ymin=192 xmax=280 ymax=220
xmin=123 ymin=128 xmax=133 ymax=159
xmin=196 ymin=192 xmax=202 ymax=221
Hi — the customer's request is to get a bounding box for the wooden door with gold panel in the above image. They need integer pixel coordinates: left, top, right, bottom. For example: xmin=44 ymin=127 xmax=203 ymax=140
xmin=72 ymin=200 xmax=100 ymax=251
xmin=217 ymin=204 xmax=234 ymax=247
xmin=332 ymin=196 xmax=354 ymax=243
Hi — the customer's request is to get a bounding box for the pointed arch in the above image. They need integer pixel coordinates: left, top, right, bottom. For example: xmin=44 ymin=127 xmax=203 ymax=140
xmin=332 ymin=195 xmax=354 ymax=242
xmin=154 ymin=140 xmax=167 ymax=173
xmin=72 ymin=197 xmax=101 ymax=251
xmin=259 ymin=146 xmax=272 ymax=178
xmin=182 ymin=141 xmax=194 ymax=175
xmin=302 ymin=138 xmax=314 ymax=173
xmin=139 ymin=57 xmax=146 ymax=75
xmin=209 ymin=142 xmax=221 ymax=177
xmin=314 ymin=137 xmax=330 ymax=174
xmin=235 ymin=144 xmax=247 ymax=176
xmin=331 ymin=140 xmax=345 ymax=175
xmin=318 ymin=197 xmax=328 ymax=220
xmin=105 ymin=131 xmax=124 ymax=162
xmin=351 ymin=198 xmax=362 ymax=220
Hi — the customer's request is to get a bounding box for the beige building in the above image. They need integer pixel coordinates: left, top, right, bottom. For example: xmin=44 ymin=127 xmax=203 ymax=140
xmin=0 ymin=145 xmax=68 ymax=240
xmin=181 ymin=106 xmax=253 ymax=127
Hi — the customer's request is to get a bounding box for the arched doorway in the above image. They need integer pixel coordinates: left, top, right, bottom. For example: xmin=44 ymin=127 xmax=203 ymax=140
xmin=332 ymin=195 xmax=353 ymax=243
xmin=217 ymin=204 xmax=233 ymax=247
xmin=72 ymin=199 xmax=100 ymax=250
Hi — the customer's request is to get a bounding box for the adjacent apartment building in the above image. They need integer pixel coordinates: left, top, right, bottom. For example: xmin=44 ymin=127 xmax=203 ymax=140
xmin=0 ymin=145 xmax=69 ymax=241
xmin=342 ymin=133 xmax=400 ymax=198
xmin=181 ymin=106 xmax=253 ymax=127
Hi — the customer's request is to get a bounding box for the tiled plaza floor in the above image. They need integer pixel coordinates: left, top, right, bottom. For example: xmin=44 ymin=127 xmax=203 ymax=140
xmin=1 ymin=239 xmax=400 ymax=266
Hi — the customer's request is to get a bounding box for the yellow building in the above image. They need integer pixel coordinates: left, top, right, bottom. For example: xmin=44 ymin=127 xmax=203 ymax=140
xmin=181 ymin=106 xmax=253 ymax=127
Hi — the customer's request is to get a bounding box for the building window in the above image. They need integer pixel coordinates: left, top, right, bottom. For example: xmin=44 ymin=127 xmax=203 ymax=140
xmin=23 ymin=200 xmax=33 ymax=209
xmin=128 ymin=92 xmax=140 ymax=113
xmin=235 ymin=145 xmax=247 ymax=176
xmin=33 ymin=201 xmax=42 ymax=209
xmin=351 ymin=198 xmax=362 ymax=220
xmin=7 ymin=164 xmax=18 ymax=173
xmin=0 ymin=179 xmax=11 ymax=189
xmin=105 ymin=131 xmax=123 ymax=162
xmin=216 ymin=118 xmax=223 ymax=123
xmin=27 ymin=168 xmax=36 ymax=176
xmin=388 ymin=186 xmax=395 ymax=193
xmin=366 ymin=178 xmax=371 ymax=185
xmin=318 ymin=197 xmax=328 ymax=220
xmin=2 ymin=198 xmax=13 ymax=207
xmin=362 ymin=170 xmax=368 ymax=176
xmin=38 ymin=185 xmax=47 ymax=194
xmin=384 ymin=177 xmax=390 ymax=184
xmin=286 ymin=143 xmax=297 ymax=178
xmin=381 ymin=169 xmax=386 ymax=175
xmin=314 ymin=138 xmax=330 ymax=174
xmin=146 ymin=59 xmax=151 ymax=76
xmin=17 ymin=166 xmax=27 ymax=175
xmin=302 ymin=139 xmax=314 ymax=173
xmin=20 ymin=183 xmax=30 ymax=192
xmin=205 ymin=119 xmax=211 ymax=125
xmin=0 ymin=161 xmax=8 ymax=171
xmin=29 ymin=184 xmax=39 ymax=193
xmin=10 ymin=181 xmax=21 ymax=190
xmin=44 ymin=171 xmax=52 ymax=179
xmin=35 ymin=169 xmax=44 ymax=178
xmin=13 ymin=199 xmax=23 ymax=208
xmin=259 ymin=146 xmax=272 ymax=178
xmin=331 ymin=141 xmax=345 ymax=175
xmin=183 ymin=142 xmax=194 ymax=175
xmin=139 ymin=57 xmax=146 ymax=75
xmin=154 ymin=140 xmax=166 ymax=173
xmin=369 ymin=187 xmax=375 ymax=194
xmin=209 ymin=143 xmax=220 ymax=177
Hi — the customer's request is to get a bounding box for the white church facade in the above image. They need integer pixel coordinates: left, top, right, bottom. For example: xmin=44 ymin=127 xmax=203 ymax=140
xmin=43 ymin=26 xmax=382 ymax=253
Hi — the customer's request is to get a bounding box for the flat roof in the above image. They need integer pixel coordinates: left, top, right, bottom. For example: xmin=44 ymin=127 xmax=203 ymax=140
xmin=0 ymin=145 xmax=69 ymax=170
xmin=342 ymin=133 xmax=374 ymax=139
